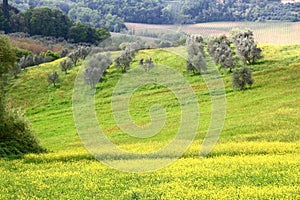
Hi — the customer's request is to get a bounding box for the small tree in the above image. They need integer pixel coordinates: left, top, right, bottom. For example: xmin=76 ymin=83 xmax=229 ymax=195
xmin=232 ymin=67 xmax=254 ymax=90
xmin=68 ymin=51 xmax=81 ymax=67
xmin=186 ymin=39 xmax=207 ymax=74
xmin=84 ymin=53 xmax=112 ymax=88
xmin=78 ymin=46 xmax=91 ymax=60
xmin=47 ymin=71 xmax=59 ymax=87
xmin=208 ymin=35 xmax=235 ymax=72
xmin=115 ymin=51 xmax=134 ymax=73
xmin=139 ymin=58 xmax=155 ymax=72
xmin=60 ymin=59 xmax=73 ymax=74
xmin=232 ymin=30 xmax=262 ymax=65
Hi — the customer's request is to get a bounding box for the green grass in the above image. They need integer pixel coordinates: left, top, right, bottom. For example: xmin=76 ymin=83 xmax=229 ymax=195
xmin=1 ymin=44 xmax=300 ymax=199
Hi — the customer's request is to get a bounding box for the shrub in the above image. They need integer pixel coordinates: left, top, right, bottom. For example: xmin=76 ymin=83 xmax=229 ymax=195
xmin=44 ymin=50 xmax=60 ymax=61
xmin=232 ymin=67 xmax=254 ymax=90
xmin=14 ymin=48 xmax=33 ymax=61
xmin=59 ymin=48 xmax=69 ymax=58
xmin=0 ymin=97 xmax=46 ymax=157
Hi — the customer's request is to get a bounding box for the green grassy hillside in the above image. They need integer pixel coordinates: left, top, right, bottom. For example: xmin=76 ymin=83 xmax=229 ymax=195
xmin=1 ymin=44 xmax=300 ymax=199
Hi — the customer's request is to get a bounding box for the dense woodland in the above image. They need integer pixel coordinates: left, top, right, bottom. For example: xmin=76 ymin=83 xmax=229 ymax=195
xmin=0 ymin=3 xmax=110 ymax=44
xmin=0 ymin=0 xmax=299 ymax=41
xmin=4 ymin=0 xmax=300 ymax=30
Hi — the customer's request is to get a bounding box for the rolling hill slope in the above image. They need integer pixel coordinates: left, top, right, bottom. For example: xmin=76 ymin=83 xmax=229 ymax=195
xmin=1 ymin=44 xmax=300 ymax=199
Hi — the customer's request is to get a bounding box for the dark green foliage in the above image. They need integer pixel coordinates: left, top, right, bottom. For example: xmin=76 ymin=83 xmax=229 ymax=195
xmin=4 ymin=0 xmax=300 ymax=31
xmin=43 ymin=50 xmax=60 ymax=61
xmin=0 ymin=103 xmax=46 ymax=157
xmin=0 ymin=5 xmax=110 ymax=44
xmin=181 ymin=0 xmax=300 ymax=23
xmin=14 ymin=47 xmax=32 ymax=61
xmin=84 ymin=53 xmax=112 ymax=88
xmin=0 ymin=35 xmax=16 ymax=75
xmin=9 ymin=0 xmax=300 ymax=28
xmin=8 ymin=62 xmax=21 ymax=78
xmin=10 ymin=7 xmax=72 ymax=38
xmin=68 ymin=23 xmax=92 ymax=43
xmin=1 ymin=0 xmax=10 ymax=33
xmin=232 ymin=67 xmax=254 ymax=90
xmin=68 ymin=24 xmax=110 ymax=44
xmin=47 ymin=71 xmax=59 ymax=87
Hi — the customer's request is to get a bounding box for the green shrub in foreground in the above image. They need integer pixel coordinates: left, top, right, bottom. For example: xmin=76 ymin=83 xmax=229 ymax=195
xmin=0 ymin=100 xmax=46 ymax=157
xmin=0 ymin=99 xmax=45 ymax=158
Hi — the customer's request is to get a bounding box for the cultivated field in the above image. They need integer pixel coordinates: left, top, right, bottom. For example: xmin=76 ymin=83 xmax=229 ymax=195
xmin=125 ymin=21 xmax=300 ymax=44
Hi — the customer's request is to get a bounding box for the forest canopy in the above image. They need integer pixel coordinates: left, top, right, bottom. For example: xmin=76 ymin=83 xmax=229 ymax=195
xmin=6 ymin=0 xmax=300 ymax=30
xmin=0 ymin=5 xmax=110 ymax=44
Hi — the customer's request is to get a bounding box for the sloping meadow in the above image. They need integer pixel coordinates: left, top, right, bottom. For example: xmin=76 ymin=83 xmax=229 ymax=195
xmin=2 ymin=44 xmax=300 ymax=199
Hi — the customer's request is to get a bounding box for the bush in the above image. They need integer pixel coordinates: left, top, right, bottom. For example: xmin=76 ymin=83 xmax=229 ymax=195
xmin=59 ymin=48 xmax=69 ymax=58
xmin=232 ymin=67 xmax=254 ymax=90
xmin=14 ymin=48 xmax=33 ymax=61
xmin=43 ymin=50 xmax=60 ymax=61
xmin=0 ymin=98 xmax=46 ymax=157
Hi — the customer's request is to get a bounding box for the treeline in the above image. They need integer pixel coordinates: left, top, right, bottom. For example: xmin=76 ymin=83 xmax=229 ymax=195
xmin=7 ymin=0 xmax=300 ymax=30
xmin=181 ymin=0 xmax=300 ymax=23
xmin=0 ymin=5 xmax=110 ymax=44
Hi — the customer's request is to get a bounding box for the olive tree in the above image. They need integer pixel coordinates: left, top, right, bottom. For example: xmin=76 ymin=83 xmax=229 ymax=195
xmin=47 ymin=71 xmax=59 ymax=87
xmin=186 ymin=36 xmax=207 ymax=74
xmin=78 ymin=46 xmax=91 ymax=60
xmin=60 ymin=58 xmax=73 ymax=74
xmin=232 ymin=67 xmax=254 ymax=90
xmin=84 ymin=53 xmax=112 ymax=88
xmin=68 ymin=51 xmax=81 ymax=67
xmin=232 ymin=30 xmax=262 ymax=65
xmin=208 ymin=35 xmax=235 ymax=72
xmin=115 ymin=51 xmax=133 ymax=73
xmin=139 ymin=58 xmax=155 ymax=72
